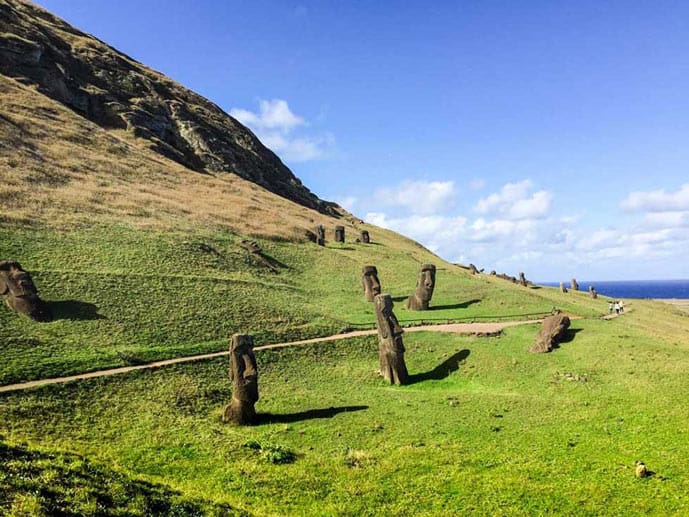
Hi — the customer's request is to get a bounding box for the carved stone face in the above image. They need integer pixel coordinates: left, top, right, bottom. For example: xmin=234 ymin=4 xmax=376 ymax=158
xmin=362 ymin=265 xmax=381 ymax=302
xmin=0 ymin=261 xmax=52 ymax=322
xmin=229 ymin=334 xmax=258 ymax=403
xmin=316 ymin=225 xmax=325 ymax=245
xmin=415 ymin=263 xmax=436 ymax=302
xmin=334 ymin=225 xmax=345 ymax=243
xmin=374 ymin=294 xmax=404 ymax=353
xmin=360 ymin=230 xmax=370 ymax=243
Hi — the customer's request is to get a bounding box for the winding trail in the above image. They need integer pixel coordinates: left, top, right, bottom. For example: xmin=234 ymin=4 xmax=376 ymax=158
xmin=0 ymin=319 xmax=545 ymax=394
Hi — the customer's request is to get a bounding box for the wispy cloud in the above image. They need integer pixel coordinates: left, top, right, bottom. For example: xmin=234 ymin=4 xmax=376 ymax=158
xmin=230 ymin=99 xmax=333 ymax=163
xmin=621 ymin=183 xmax=689 ymax=212
xmin=374 ymin=180 xmax=456 ymax=215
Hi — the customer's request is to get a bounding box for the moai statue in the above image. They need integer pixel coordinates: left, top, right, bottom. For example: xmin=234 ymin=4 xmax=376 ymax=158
xmin=223 ymin=334 xmax=259 ymax=425
xmin=518 ymin=272 xmax=528 ymax=287
xmin=407 ymin=263 xmax=436 ymax=311
xmin=362 ymin=265 xmax=382 ymax=302
xmin=571 ymin=278 xmax=579 ymax=291
xmin=374 ymin=294 xmax=408 ymax=385
xmin=316 ymin=225 xmax=325 ymax=246
xmin=530 ymin=314 xmax=571 ymax=353
xmin=334 ymin=225 xmax=345 ymax=243
xmin=589 ymin=285 xmax=598 ymax=299
xmin=560 ymin=282 xmax=568 ymax=293
xmin=360 ymin=230 xmax=370 ymax=244
xmin=468 ymin=264 xmax=479 ymax=275
xmin=0 ymin=261 xmax=52 ymax=322
xmin=489 ymin=270 xmax=496 ymax=276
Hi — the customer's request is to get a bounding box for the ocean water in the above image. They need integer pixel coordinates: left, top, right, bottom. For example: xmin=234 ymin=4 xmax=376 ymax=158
xmin=539 ymin=279 xmax=689 ymax=299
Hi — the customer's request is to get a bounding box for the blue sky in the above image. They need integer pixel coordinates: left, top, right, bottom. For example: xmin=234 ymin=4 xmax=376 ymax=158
xmin=37 ymin=0 xmax=689 ymax=281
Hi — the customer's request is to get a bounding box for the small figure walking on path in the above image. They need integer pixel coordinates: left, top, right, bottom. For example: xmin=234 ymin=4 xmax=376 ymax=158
xmin=619 ymin=300 xmax=625 ymax=313
xmin=614 ymin=301 xmax=620 ymax=315
xmin=609 ymin=301 xmax=614 ymax=314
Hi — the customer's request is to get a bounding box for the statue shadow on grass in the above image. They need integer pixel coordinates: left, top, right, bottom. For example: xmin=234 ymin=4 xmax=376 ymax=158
xmin=49 ymin=300 xmax=105 ymax=321
xmin=256 ymin=405 xmax=368 ymax=425
xmin=431 ymin=299 xmax=481 ymax=311
xmin=408 ymin=349 xmax=470 ymax=385
xmin=559 ymin=328 xmax=583 ymax=344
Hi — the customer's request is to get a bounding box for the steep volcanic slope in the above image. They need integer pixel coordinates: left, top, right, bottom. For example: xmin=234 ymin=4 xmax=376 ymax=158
xmin=0 ymin=0 xmax=335 ymax=214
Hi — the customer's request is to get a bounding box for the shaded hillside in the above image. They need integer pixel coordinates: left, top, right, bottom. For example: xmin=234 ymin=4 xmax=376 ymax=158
xmin=0 ymin=0 xmax=335 ymax=215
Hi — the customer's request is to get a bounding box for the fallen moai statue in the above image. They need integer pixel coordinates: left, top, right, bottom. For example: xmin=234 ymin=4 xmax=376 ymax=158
xmin=407 ymin=263 xmax=436 ymax=311
xmin=334 ymin=225 xmax=345 ymax=243
xmin=362 ymin=265 xmax=382 ymax=302
xmin=469 ymin=263 xmax=479 ymax=275
xmin=374 ymin=293 xmax=408 ymax=385
xmin=224 ymin=334 xmax=259 ymax=425
xmin=0 ymin=261 xmax=52 ymax=322
xmin=530 ymin=313 xmax=571 ymax=353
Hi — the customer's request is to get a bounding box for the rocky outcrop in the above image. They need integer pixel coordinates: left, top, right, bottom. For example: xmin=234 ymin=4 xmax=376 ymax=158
xmin=0 ymin=0 xmax=337 ymax=215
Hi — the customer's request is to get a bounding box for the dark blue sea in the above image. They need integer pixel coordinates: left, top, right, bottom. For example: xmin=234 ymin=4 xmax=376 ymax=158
xmin=539 ymin=279 xmax=689 ymax=299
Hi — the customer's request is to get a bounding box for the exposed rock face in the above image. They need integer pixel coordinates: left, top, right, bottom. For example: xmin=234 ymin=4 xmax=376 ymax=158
xmin=530 ymin=314 xmax=571 ymax=353
xmin=223 ymin=334 xmax=259 ymax=425
xmin=362 ymin=265 xmax=382 ymax=302
xmin=407 ymin=263 xmax=436 ymax=311
xmin=334 ymin=225 xmax=345 ymax=243
xmin=0 ymin=0 xmax=336 ymax=215
xmin=571 ymin=278 xmax=579 ymax=291
xmin=374 ymin=294 xmax=408 ymax=385
xmin=0 ymin=261 xmax=52 ymax=322
xmin=560 ymin=282 xmax=568 ymax=293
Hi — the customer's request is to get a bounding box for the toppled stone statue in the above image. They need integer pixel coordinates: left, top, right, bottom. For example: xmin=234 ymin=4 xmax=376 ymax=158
xmin=530 ymin=313 xmax=571 ymax=353
xmin=360 ymin=230 xmax=370 ymax=244
xmin=239 ymin=240 xmax=261 ymax=254
xmin=407 ymin=263 xmax=436 ymax=311
xmin=589 ymin=286 xmax=597 ymax=299
xmin=316 ymin=225 xmax=325 ymax=246
xmin=469 ymin=264 xmax=479 ymax=275
xmin=571 ymin=278 xmax=579 ymax=291
xmin=0 ymin=261 xmax=52 ymax=322
xmin=223 ymin=334 xmax=259 ymax=425
xmin=334 ymin=225 xmax=345 ymax=243
xmin=489 ymin=270 xmax=496 ymax=276
xmin=374 ymin=294 xmax=408 ymax=385
xmin=519 ymin=272 xmax=528 ymax=287
xmin=362 ymin=266 xmax=382 ymax=302
xmin=560 ymin=282 xmax=568 ymax=293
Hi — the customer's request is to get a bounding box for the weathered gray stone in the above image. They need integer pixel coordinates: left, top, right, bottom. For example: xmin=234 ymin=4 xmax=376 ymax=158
xmin=223 ymin=334 xmax=259 ymax=425
xmin=0 ymin=261 xmax=52 ymax=322
xmin=374 ymin=294 xmax=408 ymax=385
xmin=530 ymin=314 xmax=571 ymax=353
xmin=407 ymin=263 xmax=436 ymax=311
xmin=362 ymin=266 xmax=382 ymax=302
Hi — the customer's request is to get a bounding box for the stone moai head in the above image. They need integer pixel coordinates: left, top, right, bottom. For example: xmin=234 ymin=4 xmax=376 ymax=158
xmin=223 ymin=333 xmax=259 ymax=425
xmin=316 ymin=225 xmax=325 ymax=246
xmin=519 ymin=272 xmax=528 ymax=287
xmin=0 ymin=261 xmax=52 ymax=322
xmin=334 ymin=225 xmax=345 ymax=243
xmin=589 ymin=285 xmax=597 ymax=299
xmin=360 ymin=230 xmax=370 ymax=244
xmin=407 ymin=263 xmax=436 ymax=311
xmin=362 ymin=265 xmax=382 ymax=302
xmin=468 ymin=264 xmax=479 ymax=275
xmin=560 ymin=282 xmax=568 ymax=293
xmin=374 ymin=293 xmax=408 ymax=385
xmin=571 ymin=278 xmax=579 ymax=291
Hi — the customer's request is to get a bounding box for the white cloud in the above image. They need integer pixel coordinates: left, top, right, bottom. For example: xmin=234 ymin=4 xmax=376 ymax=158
xmin=335 ymin=196 xmax=358 ymax=211
xmin=375 ymin=180 xmax=456 ymax=215
xmin=621 ymin=183 xmax=689 ymax=213
xmin=230 ymin=99 xmax=332 ymax=163
xmin=475 ymin=180 xmax=552 ymax=220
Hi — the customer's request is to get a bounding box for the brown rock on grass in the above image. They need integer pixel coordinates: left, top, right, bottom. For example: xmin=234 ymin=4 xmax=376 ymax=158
xmin=530 ymin=314 xmax=571 ymax=353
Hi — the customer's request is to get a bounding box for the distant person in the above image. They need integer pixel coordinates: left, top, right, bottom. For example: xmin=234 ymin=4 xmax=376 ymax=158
xmin=608 ymin=301 xmax=613 ymax=314
xmin=614 ymin=301 xmax=620 ymax=315
xmin=619 ymin=300 xmax=625 ymax=313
